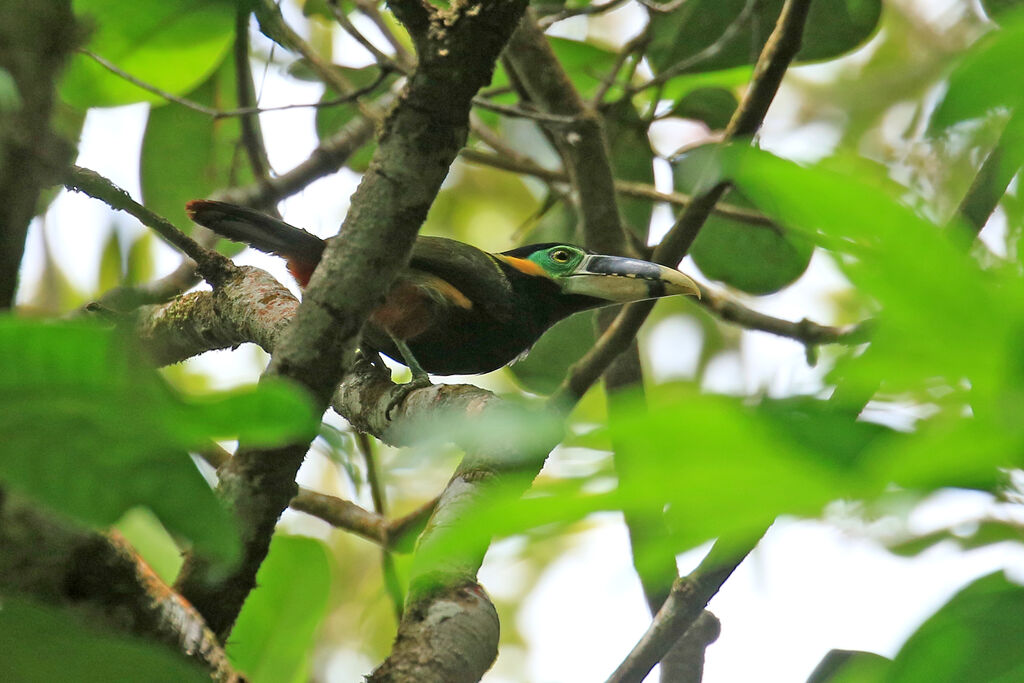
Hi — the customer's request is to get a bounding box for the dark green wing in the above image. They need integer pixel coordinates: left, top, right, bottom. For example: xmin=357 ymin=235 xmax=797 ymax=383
xmin=410 ymin=237 xmax=517 ymax=320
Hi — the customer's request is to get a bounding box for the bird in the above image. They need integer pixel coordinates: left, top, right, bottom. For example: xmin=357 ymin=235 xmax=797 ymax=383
xmin=186 ymin=199 xmax=700 ymax=378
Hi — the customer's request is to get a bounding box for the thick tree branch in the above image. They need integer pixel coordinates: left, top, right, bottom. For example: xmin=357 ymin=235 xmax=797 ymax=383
xmin=0 ymin=0 xmax=78 ymax=308
xmin=0 ymin=493 xmax=239 ymax=682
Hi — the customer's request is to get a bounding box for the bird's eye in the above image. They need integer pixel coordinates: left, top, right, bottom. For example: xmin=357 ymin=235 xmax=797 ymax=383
xmin=550 ymin=249 xmax=572 ymax=263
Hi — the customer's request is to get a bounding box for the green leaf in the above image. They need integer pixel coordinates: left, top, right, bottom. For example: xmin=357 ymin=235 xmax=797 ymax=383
xmin=60 ymin=0 xmax=236 ymax=108
xmin=806 ymin=649 xmax=889 ymax=683
xmin=0 ymin=597 xmax=210 ymax=683
xmin=141 ymin=58 xmax=256 ymax=237
xmin=603 ymin=99 xmax=655 ymax=238
xmin=509 ymin=310 xmax=596 ymax=395
xmin=981 ymin=0 xmax=1024 ymax=22
xmin=98 ymin=226 xmax=124 ymax=292
xmin=0 ymin=318 xmax=317 ymax=563
xmin=229 ymin=535 xmax=331 ymax=683
xmin=114 ymin=507 xmax=184 ymax=584
xmin=314 ymin=66 xmax=391 ymax=141
xmin=887 ymin=573 xmax=1024 ymax=682
xmin=675 ymin=148 xmax=813 ymax=294
xmin=647 ymin=0 xmax=881 ymax=75
xmin=548 ymin=37 xmax=618 ymax=99
xmin=930 ymin=11 xmax=1024 ymax=132
xmin=711 ymin=143 xmax=1015 ymax=396
xmin=670 ymin=87 xmax=738 ymax=129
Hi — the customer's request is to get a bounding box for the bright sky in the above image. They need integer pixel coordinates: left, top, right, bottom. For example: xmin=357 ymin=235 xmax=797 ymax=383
xmin=21 ymin=2 xmax=1024 ymax=681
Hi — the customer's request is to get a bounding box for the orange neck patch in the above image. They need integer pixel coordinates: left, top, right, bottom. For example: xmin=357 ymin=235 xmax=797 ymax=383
xmin=494 ymin=254 xmax=551 ymax=279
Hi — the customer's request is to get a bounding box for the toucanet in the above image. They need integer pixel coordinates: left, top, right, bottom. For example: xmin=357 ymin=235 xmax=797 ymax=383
xmin=186 ymin=200 xmax=699 ymax=377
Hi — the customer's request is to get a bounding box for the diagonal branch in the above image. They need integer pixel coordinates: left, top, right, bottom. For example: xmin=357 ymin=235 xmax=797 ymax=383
xmin=64 ymin=165 xmax=235 ymax=286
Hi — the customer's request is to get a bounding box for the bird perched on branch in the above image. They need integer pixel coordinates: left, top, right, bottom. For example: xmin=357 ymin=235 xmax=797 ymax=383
xmin=186 ymin=199 xmax=699 ymax=378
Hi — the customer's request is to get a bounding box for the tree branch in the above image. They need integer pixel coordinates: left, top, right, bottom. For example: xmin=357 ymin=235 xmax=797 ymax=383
xmin=174 ymin=0 xmax=530 ymax=647
xmin=458 ymin=148 xmax=777 ymax=229
xmin=0 ymin=493 xmax=240 ymax=682
xmin=0 ymin=0 xmax=78 ymax=308
xmin=64 ymin=165 xmax=236 ymax=287
xmin=606 ymin=543 xmax=748 ymax=683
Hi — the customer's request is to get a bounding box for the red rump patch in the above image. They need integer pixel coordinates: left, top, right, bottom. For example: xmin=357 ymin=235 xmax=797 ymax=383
xmin=287 ymin=260 xmax=317 ymax=288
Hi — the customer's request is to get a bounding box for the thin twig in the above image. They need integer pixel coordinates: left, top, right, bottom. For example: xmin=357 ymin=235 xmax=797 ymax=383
xmin=472 ymin=97 xmax=581 ymax=126
xmin=536 ymin=0 xmax=631 ymax=28
xmin=328 ymin=0 xmax=408 ymax=74
xmin=458 ymin=148 xmax=778 ymax=229
xmin=64 ymin=165 xmax=235 ymax=286
xmin=197 ymin=442 xmax=435 ymax=551
xmin=592 ymin=30 xmax=649 ymax=107
xmin=353 ymin=0 xmax=415 ymax=67
xmin=253 ymin=0 xmax=385 ymax=122
xmin=626 ymin=0 xmax=758 ymax=98
xmin=356 ymin=432 xmax=406 ymax=617
xmin=606 ymin=541 xmax=753 ymax=683
xmin=80 ymin=49 xmax=388 ymax=119
xmin=233 ymin=9 xmax=279 ymax=217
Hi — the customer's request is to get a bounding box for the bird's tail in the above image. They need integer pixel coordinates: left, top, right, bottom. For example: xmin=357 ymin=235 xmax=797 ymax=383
xmin=185 ymin=200 xmax=326 ymax=286
xmin=185 ymin=199 xmax=325 ymax=265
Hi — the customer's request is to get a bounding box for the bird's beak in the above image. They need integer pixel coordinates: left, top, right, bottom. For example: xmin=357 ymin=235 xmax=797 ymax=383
xmin=561 ymin=254 xmax=700 ymax=302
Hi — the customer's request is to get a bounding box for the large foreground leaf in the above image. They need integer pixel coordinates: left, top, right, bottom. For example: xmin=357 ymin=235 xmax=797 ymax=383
xmin=229 ymin=535 xmax=331 ymax=683
xmin=0 ymin=597 xmax=209 ymax=682
xmin=0 ymin=318 xmax=317 ymax=562
xmin=61 ymin=0 xmax=235 ymax=108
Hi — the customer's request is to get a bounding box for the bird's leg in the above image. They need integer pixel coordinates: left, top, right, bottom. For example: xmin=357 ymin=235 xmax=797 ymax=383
xmin=385 ymin=336 xmax=432 ymax=419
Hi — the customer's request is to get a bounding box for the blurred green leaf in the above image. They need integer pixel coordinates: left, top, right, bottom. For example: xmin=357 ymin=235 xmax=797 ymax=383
xmin=646 ymin=0 xmax=881 ymax=75
xmin=60 ymin=0 xmax=235 ymax=108
xmin=141 ymin=58 xmax=256 ymax=238
xmin=981 ymin=0 xmax=1024 ymax=22
xmin=712 ymin=143 xmax=1017 ymax=396
xmin=603 ymin=99 xmax=655 ymax=238
xmin=889 ymin=520 xmax=1024 ymax=557
xmin=806 ymin=649 xmax=889 ymax=683
xmin=930 ymin=12 xmax=1024 ymax=133
xmin=229 ymin=535 xmax=331 ymax=683
xmin=548 ymin=37 xmax=618 ymax=99
xmin=409 ymin=388 xmax=879 ymax=565
xmin=315 ymin=66 xmax=392 ymax=137
xmin=509 ymin=310 xmax=596 ymax=395
xmin=0 ymin=597 xmax=209 ymax=682
xmin=886 ymin=572 xmax=1024 ymax=682
xmin=675 ymin=148 xmax=813 ymax=294
xmin=98 ymin=226 xmax=124 ymax=292
xmin=114 ymin=506 xmax=184 ymax=583
xmin=125 ymin=232 xmax=157 ymax=286
xmin=0 ymin=318 xmax=318 ymax=563
xmin=670 ymin=87 xmax=738 ymax=129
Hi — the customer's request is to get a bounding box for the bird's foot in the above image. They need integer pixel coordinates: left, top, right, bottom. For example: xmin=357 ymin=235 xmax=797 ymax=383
xmin=385 ymin=373 xmax=433 ymax=420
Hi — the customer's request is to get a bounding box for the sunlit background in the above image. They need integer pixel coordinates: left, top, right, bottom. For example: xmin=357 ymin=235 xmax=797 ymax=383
xmin=19 ymin=0 xmax=1024 ymax=680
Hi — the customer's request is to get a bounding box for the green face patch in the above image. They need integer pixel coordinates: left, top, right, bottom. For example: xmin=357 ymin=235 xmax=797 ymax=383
xmin=527 ymin=245 xmax=587 ymax=277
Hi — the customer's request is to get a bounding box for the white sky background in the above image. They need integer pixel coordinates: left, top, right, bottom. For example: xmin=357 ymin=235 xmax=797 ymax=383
xmin=19 ymin=0 xmax=1024 ymax=680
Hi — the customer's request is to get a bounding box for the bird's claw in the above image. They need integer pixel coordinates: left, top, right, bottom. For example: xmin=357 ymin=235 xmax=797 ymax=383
xmin=385 ymin=374 xmax=433 ymax=420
